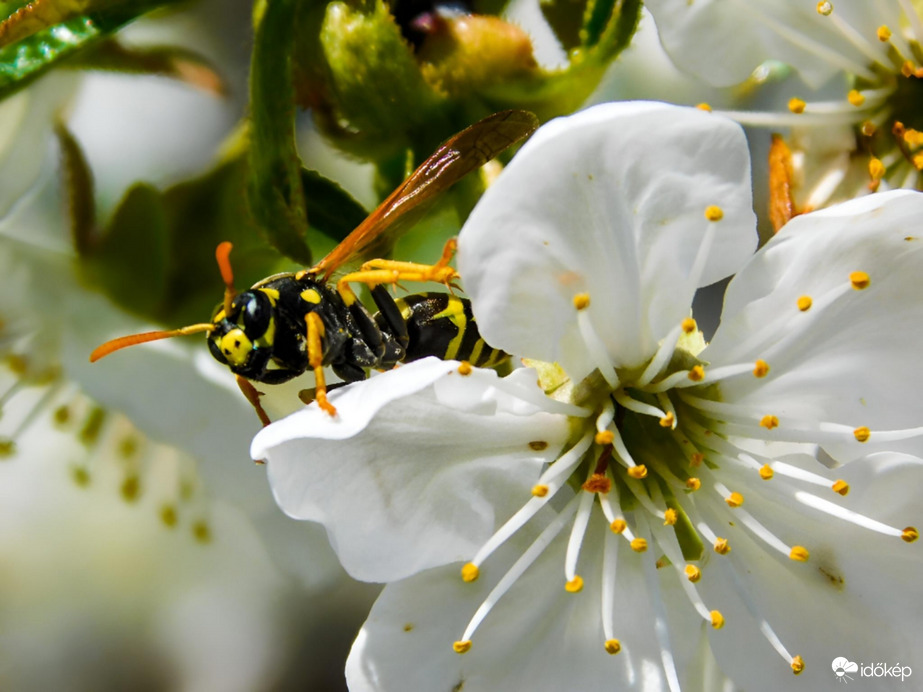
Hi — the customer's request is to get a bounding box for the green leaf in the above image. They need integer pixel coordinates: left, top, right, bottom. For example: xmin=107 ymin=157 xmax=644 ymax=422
xmin=0 ymin=2 xmax=176 ymax=101
xmin=300 ymin=167 xmax=368 ymax=244
xmin=55 ymin=121 xmax=96 ymax=255
xmin=247 ymin=0 xmax=312 ymax=266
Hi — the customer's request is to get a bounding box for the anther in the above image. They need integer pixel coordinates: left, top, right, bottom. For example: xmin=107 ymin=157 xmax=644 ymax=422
xmin=457 ymin=361 xmax=472 ymax=376
xmin=573 ymin=293 xmax=590 ymax=310
xmin=627 ymin=465 xmax=648 ymax=479
xmin=630 ymin=538 xmax=648 ymax=552
xmin=121 ymin=475 xmax=140 ymax=502
xmin=902 ymin=61 xmax=915 ymax=77
xmin=688 ymin=365 xmax=704 ymax=382
xmin=160 ymin=505 xmax=178 ymax=527
xmin=725 ymin=492 xmax=744 ymax=508
xmin=753 ymin=359 xmax=769 ymax=378
xmin=853 ymin=426 xmax=870 ymax=442
xmin=847 ymin=89 xmax=864 ymax=106
xmin=849 ymin=271 xmax=870 ymax=289
xmin=461 ymin=563 xmax=480 ymax=582
xmin=192 ymin=520 xmax=212 ymax=544
xmin=453 ymin=641 xmax=472 ymax=654
xmin=565 ymin=576 xmax=584 ymax=592
xmin=610 ymin=518 xmax=627 ymax=534
xmin=710 ymin=610 xmax=725 ymax=629
xmin=663 ymin=508 xmax=678 ymax=525
xmin=696 ymin=103 xmax=712 ymax=112
xmin=789 ymin=546 xmax=810 ymax=562
xmin=704 ymin=206 xmax=724 ymax=222
xmin=791 ymin=656 xmax=805 ymax=675
xmin=681 ymin=317 xmax=696 ymax=333
xmin=595 ymin=430 xmax=614 ymax=445
xmin=759 ymin=464 xmax=774 ymax=480
xmin=690 ymin=453 xmax=704 ymax=468
xmin=831 ymin=479 xmax=849 ymax=496
xmin=531 ymin=484 xmax=549 ymax=497
xmin=760 ymin=415 xmax=779 ymax=430
xmin=583 ymin=474 xmax=611 ymax=494
xmin=686 ymin=477 xmax=701 ymax=491
xmin=869 ymin=157 xmax=886 ymax=180
xmin=604 ymin=639 xmax=621 ymax=654
xmin=788 ymin=98 xmax=806 ymax=114
xmin=877 ymin=25 xmax=891 ymax=41
xmin=815 ymin=0 xmax=832 ymax=15
xmin=902 ymin=527 xmax=919 ymax=543
xmin=861 ymin=121 xmax=876 ymax=137
xmin=685 ymin=564 xmax=701 ymax=582
xmin=714 ymin=537 xmax=731 ymax=555
xmin=797 ymin=295 xmax=812 ymax=311
xmin=659 ymin=412 xmax=675 ymax=428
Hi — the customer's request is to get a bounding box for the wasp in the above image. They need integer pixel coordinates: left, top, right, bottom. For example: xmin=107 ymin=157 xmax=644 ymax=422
xmin=91 ymin=110 xmax=539 ymax=424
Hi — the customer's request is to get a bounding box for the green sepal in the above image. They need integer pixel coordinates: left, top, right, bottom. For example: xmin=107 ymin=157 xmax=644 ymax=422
xmin=55 ymin=121 xmax=96 ymax=256
xmin=247 ymin=0 xmax=312 ymax=266
xmin=0 ymin=2 xmax=176 ymax=101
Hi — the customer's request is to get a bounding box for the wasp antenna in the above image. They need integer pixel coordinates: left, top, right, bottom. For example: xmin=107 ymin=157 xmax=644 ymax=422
xmin=215 ymin=241 xmax=236 ymax=317
xmin=90 ymin=323 xmax=215 ymax=362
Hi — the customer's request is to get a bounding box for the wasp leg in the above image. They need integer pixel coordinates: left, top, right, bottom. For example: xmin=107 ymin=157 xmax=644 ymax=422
xmin=236 ymin=375 xmax=272 ymax=427
xmin=336 ymin=238 xmax=460 ymax=301
xmin=306 ymin=311 xmax=337 ymax=416
xmin=370 ymin=284 xmax=409 ymax=356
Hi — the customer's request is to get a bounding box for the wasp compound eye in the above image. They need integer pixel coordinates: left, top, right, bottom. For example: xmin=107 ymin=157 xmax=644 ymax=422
xmin=235 ymin=291 xmax=272 ymax=338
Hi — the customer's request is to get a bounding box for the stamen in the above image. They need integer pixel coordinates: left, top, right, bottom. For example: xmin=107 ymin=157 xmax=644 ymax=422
xmin=657 ymin=393 xmax=678 ymax=429
xmin=636 ymin=322 xmax=685 ymax=388
xmin=795 ymin=490 xmax=913 ymax=538
xmin=565 ymin=474 xmax=597 ymax=582
xmin=816 ymin=2 xmax=892 ymax=68
xmin=601 ymin=527 xmax=620 ymax=647
xmin=457 ymin=494 xmax=580 ymax=646
xmin=639 ymin=522 xmax=682 ymax=692
xmin=574 ymin=295 xmax=618 ymax=388
xmin=614 ymin=389 xmax=666 ymax=420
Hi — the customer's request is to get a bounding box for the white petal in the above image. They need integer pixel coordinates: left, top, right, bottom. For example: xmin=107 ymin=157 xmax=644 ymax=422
xmin=645 ymin=0 xmax=895 ymax=88
xmin=255 ymin=359 xmax=573 ymax=582
xmin=459 ymin=102 xmax=756 ymax=378
xmin=703 ymin=190 xmax=923 ymax=463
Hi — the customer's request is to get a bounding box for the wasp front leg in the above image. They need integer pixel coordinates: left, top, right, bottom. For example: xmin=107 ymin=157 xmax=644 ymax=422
xmin=236 ymin=375 xmax=272 ymax=428
xmin=306 ymin=311 xmax=337 ymax=417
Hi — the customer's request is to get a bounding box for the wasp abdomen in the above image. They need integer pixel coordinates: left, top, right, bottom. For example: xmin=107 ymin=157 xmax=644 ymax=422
xmin=390 ymin=293 xmax=507 ymax=368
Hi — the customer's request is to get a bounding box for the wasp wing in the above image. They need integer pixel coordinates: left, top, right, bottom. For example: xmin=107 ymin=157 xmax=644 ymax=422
xmin=311 ymin=109 xmax=539 ymax=280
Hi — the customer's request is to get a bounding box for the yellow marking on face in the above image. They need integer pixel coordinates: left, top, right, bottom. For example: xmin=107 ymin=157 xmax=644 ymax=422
xmin=300 ymin=288 xmax=322 ymax=304
xmin=220 ymin=328 xmax=252 ymax=367
xmin=433 ymin=295 xmax=466 ymax=360
xmin=260 ymin=288 xmax=280 ymax=305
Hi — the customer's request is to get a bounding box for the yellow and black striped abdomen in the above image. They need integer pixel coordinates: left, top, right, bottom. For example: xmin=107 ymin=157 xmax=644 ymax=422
xmin=394 ymin=293 xmax=507 ymax=368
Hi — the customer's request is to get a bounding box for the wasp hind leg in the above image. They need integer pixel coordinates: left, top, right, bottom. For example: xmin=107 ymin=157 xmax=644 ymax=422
xmin=306 ymin=312 xmax=337 ymax=417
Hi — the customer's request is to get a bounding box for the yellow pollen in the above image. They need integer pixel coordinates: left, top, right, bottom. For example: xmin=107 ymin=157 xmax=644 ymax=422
xmin=573 ymin=293 xmax=590 ymax=310
xmin=610 ymin=518 xmax=627 ymax=534
xmin=869 ymin=157 xmax=886 ymax=180
xmin=696 ymin=103 xmax=712 ymax=112
xmin=847 ymin=89 xmax=865 ymax=107
xmin=760 ymin=414 xmax=779 ymax=430
xmin=877 ymin=25 xmax=891 ymax=41
xmin=788 ymin=98 xmax=806 ymax=114
xmin=630 ymin=538 xmax=648 ymax=553
xmin=583 ymin=474 xmax=611 ymax=494
xmin=832 ymin=479 xmax=850 ymax=496
xmin=902 ymin=61 xmax=915 ymax=77
xmin=604 ymin=639 xmax=622 ymax=654
xmin=659 ymin=412 xmax=675 ymax=428
xmin=686 ymin=477 xmax=701 ymax=491
xmin=453 ymin=640 xmax=472 ymax=654
xmin=714 ymin=537 xmax=731 ymax=555
xmin=792 ymin=656 xmax=805 ymax=675
xmin=710 ymin=610 xmax=725 ymax=629
xmin=815 ymin=0 xmax=832 ymax=15
xmin=681 ymin=317 xmax=697 ymax=333
xmin=789 ymin=545 xmax=810 ymax=562
xmin=913 ymin=152 xmax=923 ymax=171
xmin=531 ymin=484 xmax=549 ymax=498
xmin=797 ymin=295 xmax=813 ymax=311
xmin=861 ymin=120 xmax=876 ymax=137
xmin=902 ymin=526 xmax=919 ymax=543
xmin=685 ymin=564 xmax=701 ymax=582
xmin=759 ymin=464 xmax=774 ymax=480
xmin=904 ymin=128 xmax=923 ymax=146
xmin=753 ymin=359 xmax=770 ymax=378
xmin=663 ymin=508 xmax=678 ymax=525
xmin=595 ymin=430 xmax=614 ymax=445
xmin=627 ymin=465 xmax=648 ymax=479
xmin=690 ymin=453 xmax=704 ymax=468
xmin=853 ymin=426 xmax=871 ymax=442
xmin=457 ymin=361 xmax=472 ymax=376
xmin=461 ymin=562 xmax=480 ymax=582
xmin=688 ymin=365 xmax=705 ymax=382
xmin=704 ymin=205 xmax=724 ymax=222
xmin=565 ymin=576 xmax=584 ymax=592
xmin=725 ymin=492 xmax=744 ymax=508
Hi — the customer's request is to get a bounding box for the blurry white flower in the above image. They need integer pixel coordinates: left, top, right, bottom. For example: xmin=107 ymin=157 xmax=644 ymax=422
xmin=254 ymin=103 xmax=923 ymax=690
xmin=645 ymin=0 xmax=923 ymax=205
